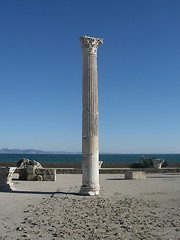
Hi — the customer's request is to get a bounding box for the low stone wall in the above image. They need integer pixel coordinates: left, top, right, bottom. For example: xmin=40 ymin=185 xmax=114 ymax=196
xmin=100 ymin=168 xmax=180 ymax=174
xmin=13 ymin=167 xmax=180 ymax=175
xmin=54 ymin=168 xmax=180 ymax=174
xmin=1 ymin=161 xmax=180 ymax=168
xmin=18 ymin=168 xmax=56 ymax=181
xmin=56 ymin=168 xmax=82 ymax=174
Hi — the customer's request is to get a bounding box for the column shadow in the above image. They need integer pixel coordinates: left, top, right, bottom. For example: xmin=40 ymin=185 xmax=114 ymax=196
xmin=0 ymin=190 xmax=79 ymax=196
xmin=106 ymin=178 xmax=126 ymax=181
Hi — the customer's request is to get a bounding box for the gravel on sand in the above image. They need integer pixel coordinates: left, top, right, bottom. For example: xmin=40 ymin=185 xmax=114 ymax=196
xmin=0 ymin=173 xmax=180 ymax=240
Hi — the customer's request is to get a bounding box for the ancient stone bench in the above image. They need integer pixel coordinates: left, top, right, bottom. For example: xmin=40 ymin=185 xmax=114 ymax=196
xmin=18 ymin=167 xmax=56 ymax=181
xmin=125 ymin=171 xmax=146 ymax=180
xmin=0 ymin=166 xmax=16 ymax=191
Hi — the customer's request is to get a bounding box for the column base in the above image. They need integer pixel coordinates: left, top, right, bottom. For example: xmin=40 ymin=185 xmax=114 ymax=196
xmin=79 ymin=185 xmax=100 ymax=196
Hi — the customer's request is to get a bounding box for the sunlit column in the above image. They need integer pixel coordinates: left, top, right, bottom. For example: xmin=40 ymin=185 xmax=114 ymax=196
xmin=79 ymin=36 xmax=103 ymax=195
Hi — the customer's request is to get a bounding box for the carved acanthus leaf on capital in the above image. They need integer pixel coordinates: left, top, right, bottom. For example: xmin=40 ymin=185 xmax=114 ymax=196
xmin=80 ymin=36 xmax=103 ymax=54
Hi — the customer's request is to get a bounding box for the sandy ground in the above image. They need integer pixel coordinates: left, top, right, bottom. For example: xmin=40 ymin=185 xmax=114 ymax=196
xmin=0 ymin=173 xmax=180 ymax=240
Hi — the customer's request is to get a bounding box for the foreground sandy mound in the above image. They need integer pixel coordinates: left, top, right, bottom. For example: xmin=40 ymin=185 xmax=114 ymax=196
xmin=13 ymin=194 xmax=180 ymax=240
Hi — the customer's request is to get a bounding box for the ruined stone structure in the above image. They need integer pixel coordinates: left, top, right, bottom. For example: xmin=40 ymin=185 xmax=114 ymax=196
xmin=18 ymin=166 xmax=56 ymax=181
xmin=79 ymin=36 xmax=103 ymax=195
xmin=152 ymin=159 xmax=164 ymax=169
xmin=0 ymin=166 xmax=16 ymax=191
xmin=125 ymin=171 xmax=146 ymax=180
xmin=17 ymin=158 xmax=56 ymax=181
xmin=17 ymin=158 xmax=42 ymax=169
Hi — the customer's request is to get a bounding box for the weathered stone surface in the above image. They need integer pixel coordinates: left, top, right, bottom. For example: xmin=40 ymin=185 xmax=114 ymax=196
xmin=54 ymin=167 xmax=180 ymax=174
xmin=17 ymin=158 xmax=42 ymax=180
xmin=27 ymin=174 xmax=37 ymax=181
xmin=18 ymin=166 xmax=56 ymax=181
xmin=152 ymin=159 xmax=164 ymax=169
xmin=0 ymin=166 xmax=16 ymax=191
xmin=36 ymin=168 xmax=55 ymax=175
xmin=43 ymin=173 xmax=56 ymax=181
xmin=17 ymin=158 xmax=42 ymax=168
xmin=37 ymin=175 xmax=43 ymax=181
xmin=27 ymin=165 xmax=36 ymax=174
xmin=18 ymin=168 xmax=27 ymax=180
xmin=125 ymin=171 xmax=146 ymax=180
xmin=80 ymin=36 xmax=103 ymax=196
xmin=36 ymin=168 xmax=56 ymax=181
xmin=19 ymin=165 xmax=37 ymax=180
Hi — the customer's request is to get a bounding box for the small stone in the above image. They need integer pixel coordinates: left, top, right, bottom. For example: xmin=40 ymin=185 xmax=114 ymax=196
xmin=114 ymin=232 xmax=121 ymax=236
xmin=16 ymin=227 xmax=22 ymax=231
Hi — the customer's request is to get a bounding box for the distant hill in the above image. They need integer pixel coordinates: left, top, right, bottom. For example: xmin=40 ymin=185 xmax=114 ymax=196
xmin=0 ymin=148 xmax=78 ymax=154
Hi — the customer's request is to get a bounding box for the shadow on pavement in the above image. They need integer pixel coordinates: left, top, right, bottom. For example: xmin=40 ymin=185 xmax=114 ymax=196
xmin=0 ymin=190 xmax=79 ymax=196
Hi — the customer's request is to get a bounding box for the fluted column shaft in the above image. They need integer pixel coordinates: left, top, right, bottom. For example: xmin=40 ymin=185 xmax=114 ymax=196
xmin=79 ymin=36 xmax=103 ymax=195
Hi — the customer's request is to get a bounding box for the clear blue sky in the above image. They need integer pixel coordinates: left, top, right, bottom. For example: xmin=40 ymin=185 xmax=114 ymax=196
xmin=0 ymin=0 xmax=179 ymax=153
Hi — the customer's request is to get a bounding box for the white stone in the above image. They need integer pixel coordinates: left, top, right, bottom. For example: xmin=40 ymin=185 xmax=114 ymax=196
xmin=99 ymin=161 xmax=103 ymax=169
xmin=0 ymin=167 xmax=16 ymax=191
xmin=79 ymin=36 xmax=103 ymax=196
xmin=125 ymin=171 xmax=146 ymax=180
xmin=152 ymin=159 xmax=164 ymax=169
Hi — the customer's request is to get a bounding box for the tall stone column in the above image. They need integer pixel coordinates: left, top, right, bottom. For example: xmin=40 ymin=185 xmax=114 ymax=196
xmin=79 ymin=36 xmax=103 ymax=195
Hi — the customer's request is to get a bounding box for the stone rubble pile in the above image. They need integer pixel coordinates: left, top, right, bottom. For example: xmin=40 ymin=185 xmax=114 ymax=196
xmin=17 ymin=158 xmax=43 ymax=168
xmin=17 ymin=158 xmax=56 ymax=181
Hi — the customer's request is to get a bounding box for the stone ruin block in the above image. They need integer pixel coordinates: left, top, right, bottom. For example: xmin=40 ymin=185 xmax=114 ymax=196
xmin=0 ymin=167 xmax=16 ymax=191
xmin=17 ymin=158 xmax=56 ymax=181
xmin=18 ymin=168 xmax=27 ymax=180
xmin=18 ymin=158 xmax=42 ymax=180
xmin=26 ymin=165 xmax=37 ymax=181
xmin=35 ymin=168 xmax=55 ymax=175
xmin=152 ymin=159 xmax=164 ymax=169
xmin=125 ymin=171 xmax=146 ymax=180
xmin=36 ymin=168 xmax=56 ymax=181
xmin=43 ymin=173 xmax=56 ymax=181
xmin=37 ymin=175 xmax=43 ymax=181
xmin=17 ymin=158 xmax=42 ymax=168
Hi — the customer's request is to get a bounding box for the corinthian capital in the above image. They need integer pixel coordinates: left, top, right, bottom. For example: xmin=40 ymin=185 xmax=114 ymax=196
xmin=80 ymin=36 xmax=103 ymax=54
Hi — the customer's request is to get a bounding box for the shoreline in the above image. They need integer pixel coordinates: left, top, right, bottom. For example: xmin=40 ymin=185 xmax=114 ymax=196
xmin=1 ymin=161 xmax=180 ymax=168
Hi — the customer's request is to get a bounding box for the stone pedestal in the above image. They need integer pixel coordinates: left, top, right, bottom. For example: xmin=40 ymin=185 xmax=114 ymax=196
xmin=152 ymin=159 xmax=164 ymax=169
xmin=79 ymin=36 xmax=103 ymax=195
xmin=0 ymin=167 xmax=16 ymax=191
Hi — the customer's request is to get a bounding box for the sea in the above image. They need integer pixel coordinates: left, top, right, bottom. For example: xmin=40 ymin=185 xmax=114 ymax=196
xmin=0 ymin=154 xmax=180 ymax=163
